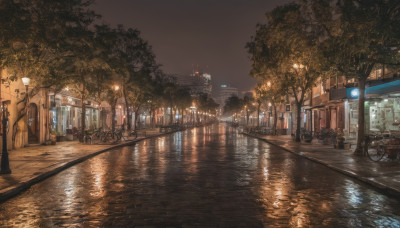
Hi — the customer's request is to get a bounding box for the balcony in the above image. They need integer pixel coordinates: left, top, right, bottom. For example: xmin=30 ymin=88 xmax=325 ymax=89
xmin=330 ymin=88 xmax=347 ymax=100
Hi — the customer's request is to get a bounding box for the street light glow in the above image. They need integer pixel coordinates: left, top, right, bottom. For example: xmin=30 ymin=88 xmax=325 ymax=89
xmin=21 ymin=77 xmax=30 ymax=86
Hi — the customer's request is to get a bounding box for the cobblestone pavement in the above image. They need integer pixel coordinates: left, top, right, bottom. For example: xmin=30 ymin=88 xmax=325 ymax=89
xmin=0 ymin=124 xmax=399 ymax=227
xmin=0 ymin=129 xmax=161 ymax=201
xmin=244 ymin=132 xmax=400 ymax=198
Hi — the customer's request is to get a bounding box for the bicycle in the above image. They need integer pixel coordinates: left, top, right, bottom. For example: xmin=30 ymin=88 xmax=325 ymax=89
xmin=366 ymin=133 xmax=400 ymax=161
xmin=101 ymin=128 xmax=123 ymax=143
xmin=85 ymin=128 xmax=106 ymax=144
xmin=365 ymin=134 xmax=386 ymax=161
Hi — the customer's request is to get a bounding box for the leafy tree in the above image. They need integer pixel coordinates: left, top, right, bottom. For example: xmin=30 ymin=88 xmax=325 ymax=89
xmin=224 ymin=95 xmax=243 ymax=122
xmin=247 ymin=3 xmax=327 ymax=141
xmin=113 ymin=25 xmax=156 ymax=130
xmin=162 ymin=76 xmax=179 ymax=125
xmin=0 ymin=0 xmax=98 ymax=145
xmin=174 ymin=88 xmax=192 ymax=124
xmin=242 ymin=93 xmax=257 ymax=126
xmin=66 ymin=25 xmax=112 ymax=139
xmin=311 ymin=0 xmax=400 ymax=155
xmin=196 ymin=93 xmax=218 ymax=123
xmin=255 ymin=81 xmax=285 ymax=135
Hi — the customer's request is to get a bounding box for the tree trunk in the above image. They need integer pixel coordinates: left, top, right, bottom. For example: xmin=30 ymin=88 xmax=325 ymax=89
xmin=111 ymin=102 xmax=116 ymax=132
xmin=181 ymin=109 xmax=184 ymax=124
xmin=295 ymin=103 xmax=301 ymax=142
xmin=123 ymin=87 xmax=131 ymax=130
xmin=273 ymin=105 xmax=277 ymax=135
xmin=354 ymin=77 xmax=366 ymax=156
xmin=80 ymin=86 xmax=86 ymax=142
xmin=169 ymin=107 xmax=173 ymax=125
xmin=246 ymin=110 xmax=249 ymax=126
xmin=45 ymin=89 xmax=49 ymax=141
xmin=257 ymin=103 xmax=260 ymax=127
xmin=134 ymin=108 xmax=139 ymax=130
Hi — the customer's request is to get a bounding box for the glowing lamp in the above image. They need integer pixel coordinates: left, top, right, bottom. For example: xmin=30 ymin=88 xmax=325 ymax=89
xmin=21 ymin=77 xmax=30 ymax=86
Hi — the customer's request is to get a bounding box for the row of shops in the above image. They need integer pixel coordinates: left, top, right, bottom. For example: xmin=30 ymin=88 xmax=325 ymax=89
xmin=253 ymin=77 xmax=400 ymax=140
xmin=0 ymin=72 xmax=199 ymax=150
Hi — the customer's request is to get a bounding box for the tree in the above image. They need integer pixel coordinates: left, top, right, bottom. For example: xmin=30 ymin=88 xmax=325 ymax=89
xmin=255 ymin=81 xmax=285 ymax=134
xmin=224 ymin=95 xmax=243 ymax=122
xmin=196 ymin=93 xmax=218 ymax=123
xmin=0 ymin=0 xmax=98 ymax=145
xmin=247 ymin=3 xmax=328 ymax=141
xmin=312 ymin=0 xmax=400 ymax=155
xmin=113 ymin=25 xmax=157 ymax=130
xmin=66 ymin=25 xmax=112 ymax=140
xmin=175 ymin=88 xmax=192 ymax=124
xmin=242 ymin=93 xmax=257 ymax=126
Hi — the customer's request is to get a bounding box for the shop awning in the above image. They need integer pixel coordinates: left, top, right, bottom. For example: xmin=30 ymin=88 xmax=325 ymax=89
xmin=346 ymin=79 xmax=400 ymax=99
xmin=366 ymin=79 xmax=400 ymax=95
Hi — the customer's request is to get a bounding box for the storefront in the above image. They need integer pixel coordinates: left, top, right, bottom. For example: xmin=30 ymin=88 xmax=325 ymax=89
xmin=345 ymin=79 xmax=400 ymax=137
xmin=50 ymin=94 xmax=100 ymax=135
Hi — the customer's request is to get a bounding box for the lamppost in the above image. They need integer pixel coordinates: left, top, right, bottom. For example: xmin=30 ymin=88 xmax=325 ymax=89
xmin=22 ymin=77 xmax=30 ymax=142
xmin=1 ymin=100 xmax=11 ymax=174
xmin=22 ymin=77 xmax=30 ymax=99
xmin=22 ymin=77 xmax=30 ymax=117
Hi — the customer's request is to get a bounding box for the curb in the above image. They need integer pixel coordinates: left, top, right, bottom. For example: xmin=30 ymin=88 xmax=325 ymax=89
xmin=0 ymin=128 xmax=186 ymax=203
xmin=243 ymin=132 xmax=400 ymax=199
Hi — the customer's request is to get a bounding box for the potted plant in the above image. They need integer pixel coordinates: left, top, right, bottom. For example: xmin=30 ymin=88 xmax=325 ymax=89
xmin=52 ymin=130 xmax=64 ymax=142
xmin=49 ymin=129 xmax=57 ymax=145
xmin=335 ymin=128 xmax=345 ymax=149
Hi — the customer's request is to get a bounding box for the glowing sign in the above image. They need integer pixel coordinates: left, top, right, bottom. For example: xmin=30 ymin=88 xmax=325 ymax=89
xmin=351 ymin=89 xmax=359 ymax=97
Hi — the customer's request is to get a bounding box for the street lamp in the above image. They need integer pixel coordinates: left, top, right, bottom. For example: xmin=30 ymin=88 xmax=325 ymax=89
xmin=22 ymin=77 xmax=30 ymax=101
xmin=267 ymin=81 xmax=271 ymax=87
xmin=1 ymin=100 xmax=11 ymax=174
xmin=293 ymin=63 xmax=304 ymax=70
xmin=113 ymin=85 xmax=120 ymax=91
xmin=22 ymin=77 xmax=30 ymax=142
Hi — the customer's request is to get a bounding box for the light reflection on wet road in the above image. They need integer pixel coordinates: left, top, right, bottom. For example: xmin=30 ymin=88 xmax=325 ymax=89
xmin=0 ymin=123 xmax=400 ymax=227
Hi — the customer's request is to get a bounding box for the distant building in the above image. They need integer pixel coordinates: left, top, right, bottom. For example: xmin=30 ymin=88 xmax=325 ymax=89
xmin=217 ymin=84 xmax=239 ymax=106
xmin=176 ymin=66 xmax=212 ymax=96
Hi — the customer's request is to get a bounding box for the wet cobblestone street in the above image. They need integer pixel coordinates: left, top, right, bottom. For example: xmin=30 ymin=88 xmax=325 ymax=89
xmin=0 ymin=123 xmax=400 ymax=227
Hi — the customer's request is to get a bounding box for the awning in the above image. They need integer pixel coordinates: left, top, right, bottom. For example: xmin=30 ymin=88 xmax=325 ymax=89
xmin=366 ymin=79 xmax=400 ymax=95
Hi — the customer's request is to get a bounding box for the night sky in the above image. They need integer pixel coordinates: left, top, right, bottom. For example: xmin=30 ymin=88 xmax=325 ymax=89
xmin=92 ymin=0 xmax=293 ymax=94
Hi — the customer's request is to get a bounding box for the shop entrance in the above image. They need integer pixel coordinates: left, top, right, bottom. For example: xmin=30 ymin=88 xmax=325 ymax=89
xmin=28 ymin=103 xmax=40 ymax=144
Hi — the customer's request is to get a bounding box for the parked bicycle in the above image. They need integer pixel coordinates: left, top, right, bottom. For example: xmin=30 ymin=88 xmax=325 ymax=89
xmin=101 ymin=128 xmax=124 ymax=143
xmin=365 ymin=133 xmax=400 ymax=161
xmin=85 ymin=128 xmax=106 ymax=144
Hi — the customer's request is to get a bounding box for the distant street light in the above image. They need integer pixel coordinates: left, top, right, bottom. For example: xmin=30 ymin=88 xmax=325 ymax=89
xmin=293 ymin=63 xmax=304 ymax=70
xmin=267 ymin=81 xmax=271 ymax=87
xmin=114 ymin=85 xmax=120 ymax=91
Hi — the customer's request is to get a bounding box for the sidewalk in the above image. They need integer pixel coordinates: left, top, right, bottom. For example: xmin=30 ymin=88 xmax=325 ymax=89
xmin=0 ymin=129 xmax=166 ymax=203
xmin=244 ymin=133 xmax=400 ymax=198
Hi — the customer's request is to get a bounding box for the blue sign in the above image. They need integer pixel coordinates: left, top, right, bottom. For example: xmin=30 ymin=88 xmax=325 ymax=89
xmin=346 ymin=88 xmax=359 ymax=99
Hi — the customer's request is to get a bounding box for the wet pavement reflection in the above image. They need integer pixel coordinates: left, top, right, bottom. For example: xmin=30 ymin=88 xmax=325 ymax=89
xmin=0 ymin=123 xmax=400 ymax=227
